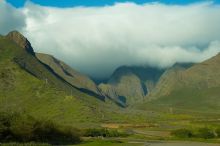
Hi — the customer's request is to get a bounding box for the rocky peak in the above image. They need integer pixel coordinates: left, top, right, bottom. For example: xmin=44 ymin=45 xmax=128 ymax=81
xmin=6 ymin=31 xmax=34 ymax=54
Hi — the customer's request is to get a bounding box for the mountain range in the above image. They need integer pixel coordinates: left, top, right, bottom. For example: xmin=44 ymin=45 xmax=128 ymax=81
xmin=1 ymin=31 xmax=220 ymax=125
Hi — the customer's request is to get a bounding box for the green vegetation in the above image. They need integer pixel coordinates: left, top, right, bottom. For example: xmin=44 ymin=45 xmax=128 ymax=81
xmin=0 ymin=111 xmax=80 ymax=144
xmin=171 ymin=127 xmax=217 ymax=139
xmin=196 ymin=128 xmax=215 ymax=139
xmin=216 ymin=128 xmax=220 ymax=138
xmin=83 ymin=128 xmax=129 ymax=137
xmin=75 ymin=139 xmax=139 ymax=146
xmin=0 ymin=142 xmax=51 ymax=146
xmin=1 ymin=31 xmax=220 ymax=145
xmin=171 ymin=129 xmax=193 ymax=138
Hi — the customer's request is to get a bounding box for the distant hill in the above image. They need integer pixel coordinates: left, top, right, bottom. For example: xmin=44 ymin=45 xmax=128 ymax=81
xmin=99 ymin=66 xmax=165 ymax=106
xmin=149 ymin=63 xmax=193 ymax=98
xmin=147 ymin=54 xmax=220 ymax=112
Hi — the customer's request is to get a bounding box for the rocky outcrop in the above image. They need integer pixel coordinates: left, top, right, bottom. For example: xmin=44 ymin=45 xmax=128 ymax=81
xmin=6 ymin=31 xmax=34 ymax=54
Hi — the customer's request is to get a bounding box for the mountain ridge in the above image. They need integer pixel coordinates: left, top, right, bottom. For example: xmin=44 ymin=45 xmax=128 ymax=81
xmin=1 ymin=30 xmax=220 ymax=113
xmin=36 ymin=53 xmax=104 ymax=100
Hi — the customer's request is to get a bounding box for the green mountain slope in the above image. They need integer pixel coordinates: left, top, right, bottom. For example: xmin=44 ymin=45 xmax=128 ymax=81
xmin=147 ymin=54 xmax=220 ymax=112
xmin=149 ymin=63 xmax=193 ymax=98
xmin=4 ymin=31 xmax=73 ymax=91
xmin=36 ymin=53 xmax=102 ymax=100
xmin=0 ymin=31 xmax=155 ymax=127
xmin=0 ymin=31 xmax=105 ymax=125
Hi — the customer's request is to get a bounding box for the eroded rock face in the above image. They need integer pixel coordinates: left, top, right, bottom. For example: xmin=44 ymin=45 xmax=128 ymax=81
xmin=99 ymin=66 xmax=165 ymax=105
xmin=99 ymin=73 xmax=144 ymax=106
xmin=6 ymin=31 xmax=34 ymax=54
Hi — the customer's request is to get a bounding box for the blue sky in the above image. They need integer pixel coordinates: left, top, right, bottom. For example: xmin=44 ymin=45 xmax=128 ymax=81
xmin=6 ymin=0 xmax=219 ymax=7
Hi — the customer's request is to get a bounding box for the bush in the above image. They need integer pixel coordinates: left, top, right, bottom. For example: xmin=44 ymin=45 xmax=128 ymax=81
xmin=0 ymin=111 xmax=18 ymax=141
xmin=0 ymin=142 xmax=51 ymax=146
xmin=9 ymin=114 xmax=35 ymax=142
xmin=171 ymin=129 xmax=193 ymax=138
xmin=83 ymin=128 xmax=128 ymax=137
xmin=33 ymin=120 xmax=81 ymax=144
xmin=216 ymin=128 xmax=220 ymax=138
xmin=172 ymin=127 xmax=216 ymax=139
xmin=196 ymin=128 xmax=215 ymax=139
xmin=0 ymin=111 xmax=81 ymax=144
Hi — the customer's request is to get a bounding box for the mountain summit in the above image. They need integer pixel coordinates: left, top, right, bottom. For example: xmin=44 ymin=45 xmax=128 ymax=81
xmin=6 ymin=31 xmax=34 ymax=54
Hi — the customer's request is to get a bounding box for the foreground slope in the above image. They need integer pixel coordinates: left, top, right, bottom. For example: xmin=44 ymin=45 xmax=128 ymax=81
xmin=0 ymin=31 xmax=112 ymax=126
xmin=0 ymin=31 xmax=155 ymax=127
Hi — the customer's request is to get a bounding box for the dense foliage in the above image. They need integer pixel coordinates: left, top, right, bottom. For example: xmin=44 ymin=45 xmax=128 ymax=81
xmin=195 ymin=128 xmax=215 ymax=139
xmin=171 ymin=127 xmax=218 ymax=139
xmin=0 ymin=111 xmax=81 ymax=144
xmin=83 ymin=128 xmax=129 ymax=137
xmin=216 ymin=128 xmax=220 ymax=138
xmin=171 ymin=129 xmax=193 ymax=138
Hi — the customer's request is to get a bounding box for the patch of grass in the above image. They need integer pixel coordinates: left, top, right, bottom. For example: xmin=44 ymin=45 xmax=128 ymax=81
xmin=75 ymin=139 xmax=140 ymax=146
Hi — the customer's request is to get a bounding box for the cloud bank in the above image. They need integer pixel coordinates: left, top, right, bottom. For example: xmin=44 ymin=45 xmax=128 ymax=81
xmin=0 ymin=1 xmax=26 ymax=34
xmin=1 ymin=1 xmax=220 ymax=78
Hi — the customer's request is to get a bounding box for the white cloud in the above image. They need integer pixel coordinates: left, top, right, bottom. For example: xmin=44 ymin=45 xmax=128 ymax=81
xmin=1 ymin=1 xmax=220 ymax=78
xmin=0 ymin=0 xmax=26 ymax=34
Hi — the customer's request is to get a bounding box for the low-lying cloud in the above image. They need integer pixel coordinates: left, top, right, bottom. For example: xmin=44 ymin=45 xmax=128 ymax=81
xmin=0 ymin=1 xmax=26 ymax=35
xmin=1 ymin=1 xmax=220 ymax=78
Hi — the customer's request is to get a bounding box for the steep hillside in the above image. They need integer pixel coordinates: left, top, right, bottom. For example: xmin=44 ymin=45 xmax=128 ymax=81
xmin=36 ymin=53 xmax=102 ymax=99
xmin=149 ymin=63 xmax=193 ymax=98
xmin=151 ymin=55 xmax=220 ymax=98
xmin=4 ymin=31 xmax=73 ymax=91
xmin=99 ymin=66 xmax=164 ymax=106
xmin=0 ymin=31 xmax=156 ymax=127
xmin=0 ymin=31 xmax=107 ymax=126
xmin=147 ymin=54 xmax=220 ymax=111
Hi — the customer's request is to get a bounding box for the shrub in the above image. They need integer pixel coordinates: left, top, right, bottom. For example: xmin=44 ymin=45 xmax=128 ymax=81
xmin=9 ymin=114 xmax=35 ymax=142
xmin=33 ymin=120 xmax=81 ymax=144
xmin=195 ymin=128 xmax=215 ymax=139
xmin=84 ymin=128 xmax=106 ymax=137
xmin=83 ymin=128 xmax=128 ymax=137
xmin=216 ymin=128 xmax=220 ymax=138
xmin=0 ymin=111 xmax=81 ymax=144
xmin=0 ymin=142 xmax=51 ymax=146
xmin=0 ymin=111 xmax=19 ymax=141
xmin=171 ymin=129 xmax=193 ymax=138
